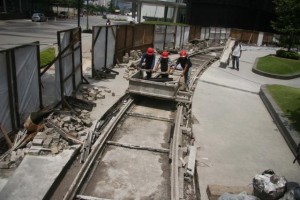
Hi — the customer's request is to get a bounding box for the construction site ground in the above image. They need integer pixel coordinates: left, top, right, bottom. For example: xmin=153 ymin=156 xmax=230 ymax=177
xmin=0 ymin=33 xmax=300 ymax=199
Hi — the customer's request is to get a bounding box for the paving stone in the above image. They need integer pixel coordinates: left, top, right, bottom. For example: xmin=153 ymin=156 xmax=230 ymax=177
xmin=52 ymin=133 xmax=60 ymax=142
xmin=76 ymin=126 xmax=84 ymax=132
xmin=28 ymin=149 xmax=40 ymax=155
xmin=82 ymin=119 xmax=93 ymax=127
xmin=43 ymin=137 xmax=53 ymax=148
xmin=32 ymin=138 xmax=44 ymax=146
xmin=62 ymin=116 xmax=71 ymax=123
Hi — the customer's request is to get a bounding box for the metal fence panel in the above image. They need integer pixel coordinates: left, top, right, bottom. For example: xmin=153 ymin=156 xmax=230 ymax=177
xmin=14 ymin=46 xmax=41 ymax=123
xmin=0 ymin=52 xmax=12 ymax=133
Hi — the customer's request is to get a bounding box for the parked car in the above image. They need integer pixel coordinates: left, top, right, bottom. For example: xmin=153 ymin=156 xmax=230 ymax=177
xmin=31 ymin=13 xmax=46 ymax=22
xmin=58 ymin=11 xmax=68 ymax=18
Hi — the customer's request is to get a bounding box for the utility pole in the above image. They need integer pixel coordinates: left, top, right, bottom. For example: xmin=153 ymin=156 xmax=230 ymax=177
xmin=77 ymin=0 xmax=80 ymax=27
xmin=86 ymin=0 xmax=90 ymax=30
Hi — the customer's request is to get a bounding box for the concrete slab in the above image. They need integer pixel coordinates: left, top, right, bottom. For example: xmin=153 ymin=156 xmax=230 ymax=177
xmin=192 ymin=46 xmax=300 ymax=200
xmin=0 ymin=149 xmax=76 ymax=200
xmin=82 ymin=146 xmax=170 ymax=199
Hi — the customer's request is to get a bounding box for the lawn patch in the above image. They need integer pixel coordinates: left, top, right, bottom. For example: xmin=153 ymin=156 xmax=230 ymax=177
xmin=267 ymin=85 xmax=300 ymax=133
xmin=40 ymin=47 xmax=55 ymax=68
xmin=257 ymin=55 xmax=300 ymax=75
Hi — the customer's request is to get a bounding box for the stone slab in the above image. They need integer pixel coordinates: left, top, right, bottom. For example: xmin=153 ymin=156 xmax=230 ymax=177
xmin=0 ymin=149 xmax=76 ymax=200
xmin=206 ymin=184 xmax=253 ymax=200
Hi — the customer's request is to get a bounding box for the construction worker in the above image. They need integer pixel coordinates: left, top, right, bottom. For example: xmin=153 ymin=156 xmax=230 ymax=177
xmin=154 ymin=51 xmax=171 ymax=78
xmin=175 ymin=50 xmax=192 ymax=88
xmin=139 ymin=47 xmax=156 ymax=79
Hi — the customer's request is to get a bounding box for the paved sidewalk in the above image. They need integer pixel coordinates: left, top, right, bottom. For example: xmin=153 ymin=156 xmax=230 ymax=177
xmin=193 ymin=47 xmax=300 ymax=199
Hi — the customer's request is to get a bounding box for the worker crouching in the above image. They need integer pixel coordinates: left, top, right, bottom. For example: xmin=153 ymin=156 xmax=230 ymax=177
xmin=139 ymin=47 xmax=156 ymax=79
xmin=154 ymin=51 xmax=171 ymax=78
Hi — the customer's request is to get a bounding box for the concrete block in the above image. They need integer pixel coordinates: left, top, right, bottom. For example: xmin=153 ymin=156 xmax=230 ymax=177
xmin=28 ymin=149 xmax=40 ymax=155
xmin=62 ymin=116 xmax=71 ymax=123
xmin=185 ymin=146 xmax=196 ymax=178
xmin=96 ymin=94 xmax=105 ymax=99
xmin=43 ymin=137 xmax=53 ymax=148
xmin=104 ymin=88 xmax=111 ymax=93
xmin=206 ymin=185 xmax=253 ymax=200
xmin=82 ymin=119 xmax=92 ymax=127
xmin=32 ymin=138 xmax=44 ymax=146
xmin=10 ymin=151 xmax=18 ymax=162
xmin=0 ymin=161 xmax=10 ymax=169
xmin=51 ymin=146 xmax=59 ymax=154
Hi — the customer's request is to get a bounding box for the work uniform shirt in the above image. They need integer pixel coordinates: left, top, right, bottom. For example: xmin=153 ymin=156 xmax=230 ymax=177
xmin=140 ymin=53 xmax=156 ymax=70
xmin=157 ymin=57 xmax=171 ymax=72
xmin=176 ymin=57 xmax=192 ymax=71
xmin=232 ymin=44 xmax=242 ymax=57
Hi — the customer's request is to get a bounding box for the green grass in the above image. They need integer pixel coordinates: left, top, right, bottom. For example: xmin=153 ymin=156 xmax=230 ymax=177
xmin=40 ymin=47 xmax=55 ymax=68
xmin=257 ymin=55 xmax=300 ymax=75
xmin=267 ymin=85 xmax=300 ymax=133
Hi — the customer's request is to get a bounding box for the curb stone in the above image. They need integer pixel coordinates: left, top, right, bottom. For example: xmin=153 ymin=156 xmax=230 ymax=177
xmin=259 ymin=84 xmax=300 ymax=160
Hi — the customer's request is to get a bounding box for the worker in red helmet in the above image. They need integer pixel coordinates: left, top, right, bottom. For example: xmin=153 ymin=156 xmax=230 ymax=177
xmin=139 ymin=47 xmax=156 ymax=79
xmin=175 ymin=49 xmax=192 ymax=89
xmin=153 ymin=51 xmax=171 ymax=78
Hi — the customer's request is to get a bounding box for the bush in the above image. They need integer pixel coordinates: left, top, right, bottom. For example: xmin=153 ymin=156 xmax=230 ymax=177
xmin=276 ymin=49 xmax=300 ymax=60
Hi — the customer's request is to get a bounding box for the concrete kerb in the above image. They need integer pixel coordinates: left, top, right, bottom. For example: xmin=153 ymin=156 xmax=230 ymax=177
xmin=252 ymin=57 xmax=300 ymax=80
xmin=259 ymin=85 xmax=300 ymax=161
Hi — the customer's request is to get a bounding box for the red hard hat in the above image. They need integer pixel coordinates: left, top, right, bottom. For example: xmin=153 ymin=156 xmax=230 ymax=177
xmin=180 ymin=50 xmax=187 ymax=57
xmin=162 ymin=51 xmax=168 ymax=58
xmin=147 ymin=47 xmax=154 ymax=55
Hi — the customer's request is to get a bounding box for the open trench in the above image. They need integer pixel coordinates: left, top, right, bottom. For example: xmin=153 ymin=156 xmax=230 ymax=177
xmin=49 ymin=49 xmax=221 ymax=200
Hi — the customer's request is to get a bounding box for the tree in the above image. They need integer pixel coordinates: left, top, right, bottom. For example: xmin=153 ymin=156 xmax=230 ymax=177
xmin=271 ymin=0 xmax=300 ymax=51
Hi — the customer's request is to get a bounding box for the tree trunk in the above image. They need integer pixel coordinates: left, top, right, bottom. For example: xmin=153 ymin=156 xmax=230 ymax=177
xmin=19 ymin=0 xmax=22 ymax=13
xmin=3 ymin=0 xmax=7 ymax=12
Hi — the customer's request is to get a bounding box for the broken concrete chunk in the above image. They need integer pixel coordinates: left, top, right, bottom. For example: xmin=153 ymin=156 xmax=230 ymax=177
xmin=43 ymin=137 xmax=53 ymax=148
xmin=104 ymin=89 xmax=111 ymax=93
xmin=82 ymin=119 xmax=93 ymax=127
xmin=32 ymin=138 xmax=44 ymax=146
xmin=96 ymin=94 xmax=105 ymax=99
xmin=51 ymin=146 xmax=59 ymax=154
xmin=76 ymin=126 xmax=84 ymax=132
xmin=0 ymin=161 xmax=11 ymax=169
xmin=62 ymin=116 xmax=72 ymax=123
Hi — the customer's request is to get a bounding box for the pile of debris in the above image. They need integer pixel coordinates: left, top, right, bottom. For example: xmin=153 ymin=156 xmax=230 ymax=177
xmin=0 ymin=107 xmax=94 ymax=169
xmin=119 ymin=50 xmax=142 ymax=80
xmin=78 ymin=86 xmax=108 ymax=101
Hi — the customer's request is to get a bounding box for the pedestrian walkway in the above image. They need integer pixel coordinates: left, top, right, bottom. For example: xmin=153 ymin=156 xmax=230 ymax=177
xmin=192 ymin=46 xmax=300 ymax=199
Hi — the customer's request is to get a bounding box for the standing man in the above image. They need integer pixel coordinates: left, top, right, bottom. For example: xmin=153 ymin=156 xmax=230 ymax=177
xmin=176 ymin=50 xmax=192 ymax=89
xmin=154 ymin=51 xmax=171 ymax=78
xmin=231 ymin=40 xmax=242 ymax=71
xmin=140 ymin=47 xmax=156 ymax=79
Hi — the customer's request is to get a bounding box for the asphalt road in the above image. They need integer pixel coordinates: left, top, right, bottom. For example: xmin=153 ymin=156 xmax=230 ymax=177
xmin=0 ymin=16 xmax=125 ymax=51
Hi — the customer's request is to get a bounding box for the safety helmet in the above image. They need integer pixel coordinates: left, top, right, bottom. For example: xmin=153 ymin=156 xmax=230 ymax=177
xmin=147 ymin=47 xmax=154 ymax=55
xmin=180 ymin=50 xmax=187 ymax=58
xmin=162 ymin=51 xmax=168 ymax=58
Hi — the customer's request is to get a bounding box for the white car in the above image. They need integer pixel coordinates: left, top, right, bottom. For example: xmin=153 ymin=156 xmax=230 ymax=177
xmin=32 ymin=13 xmax=46 ymax=22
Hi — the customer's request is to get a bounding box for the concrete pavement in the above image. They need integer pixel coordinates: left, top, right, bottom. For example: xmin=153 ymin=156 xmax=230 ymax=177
xmin=193 ymin=46 xmax=300 ymax=199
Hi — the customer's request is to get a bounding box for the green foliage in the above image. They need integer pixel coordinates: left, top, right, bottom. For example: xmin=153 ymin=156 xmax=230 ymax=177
xmin=257 ymin=55 xmax=300 ymax=74
xmin=276 ymin=49 xmax=300 ymax=60
xmin=267 ymin=85 xmax=300 ymax=133
xmin=40 ymin=47 xmax=55 ymax=68
xmin=271 ymin=0 xmax=300 ymax=51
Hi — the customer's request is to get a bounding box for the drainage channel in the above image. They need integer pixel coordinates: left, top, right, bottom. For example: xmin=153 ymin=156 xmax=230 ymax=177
xmin=51 ymin=50 xmax=220 ymax=200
